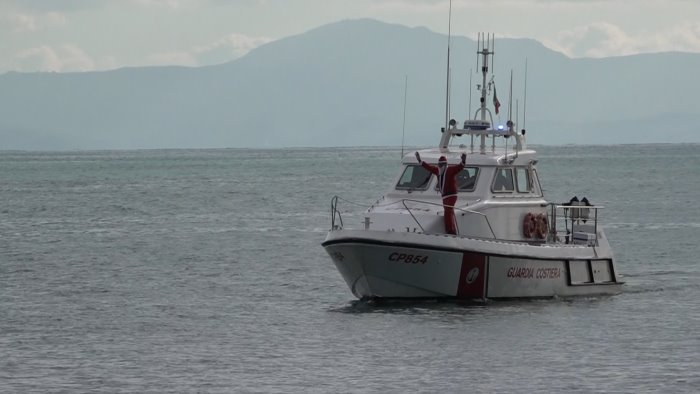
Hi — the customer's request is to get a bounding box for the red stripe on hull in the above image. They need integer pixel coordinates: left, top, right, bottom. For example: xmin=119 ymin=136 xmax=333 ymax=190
xmin=457 ymin=252 xmax=486 ymax=299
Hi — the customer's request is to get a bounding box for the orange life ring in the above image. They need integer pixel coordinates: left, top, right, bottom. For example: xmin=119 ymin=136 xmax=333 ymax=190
xmin=523 ymin=212 xmax=535 ymax=238
xmin=535 ymin=214 xmax=548 ymax=239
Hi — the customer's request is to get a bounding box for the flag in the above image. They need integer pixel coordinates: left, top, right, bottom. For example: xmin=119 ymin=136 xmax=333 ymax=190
xmin=493 ymin=85 xmax=501 ymax=115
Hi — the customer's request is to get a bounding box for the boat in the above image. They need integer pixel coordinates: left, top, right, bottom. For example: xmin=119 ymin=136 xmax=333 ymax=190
xmin=321 ymin=33 xmax=623 ymax=300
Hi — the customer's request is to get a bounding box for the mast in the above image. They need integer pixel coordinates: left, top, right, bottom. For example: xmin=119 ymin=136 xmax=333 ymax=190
xmin=477 ymin=33 xmax=494 ymax=154
xmin=435 ymin=32 xmax=527 ymax=154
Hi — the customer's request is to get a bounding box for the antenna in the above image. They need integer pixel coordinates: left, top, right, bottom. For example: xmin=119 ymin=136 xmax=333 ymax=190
xmin=401 ymin=75 xmax=408 ymax=160
xmin=444 ymin=0 xmax=453 ymax=136
xmin=448 ymin=66 xmax=452 ymax=121
xmin=523 ymin=58 xmax=528 ymax=130
xmin=508 ymin=69 xmax=513 ymax=124
xmin=468 ymin=68 xmax=472 ymax=119
xmin=476 ymin=34 xmax=480 ymax=72
xmin=491 ymin=34 xmax=495 ymax=71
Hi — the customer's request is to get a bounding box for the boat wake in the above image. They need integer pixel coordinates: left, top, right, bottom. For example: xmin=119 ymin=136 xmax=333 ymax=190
xmin=605 ymin=222 xmax=700 ymax=230
xmin=328 ymin=294 xmax=620 ymax=314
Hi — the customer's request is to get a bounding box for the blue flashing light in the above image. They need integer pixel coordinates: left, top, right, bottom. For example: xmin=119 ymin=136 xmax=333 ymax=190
xmin=497 ymin=125 xmax=505 ymax=130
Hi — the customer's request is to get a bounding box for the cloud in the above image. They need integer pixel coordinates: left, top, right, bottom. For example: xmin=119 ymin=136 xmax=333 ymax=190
xmin=0 ymin=0 xmax=218 ymax=12
xmin=2 ymin=31 xmax=271 ymax=73
xmin=145 ymin=32 xmax=273 ymax=67
xmin=648 ymin=22 xmax=700 ymax=53
xmin=544 ymin=21 xmax=700 ymax=57
xmin=131 ymin=0 xmax=186 ymax=9
xmin=11 ymin=44 xmax=93 ymax=72
xmin=0 ymin=0 xmax=107 ymax=12
xmin=4 ymin=11 xmax=66 ymax=33
xmin=146 ymin=33 xmax=272 ymax=66
xmin=8 ymin=44 xmax=117 ymax=72
xmin=144 ymin=51 xmax=198 ymax=67
xmin=193 ymin=33 xmax=273 ymax=63
xmin=369 ymin=0 xmax=450 ymax=12
xmin=365 ymin=0 xmax=621 ymax=17
xmin=369 ymin=0 xmax=696 ymax=12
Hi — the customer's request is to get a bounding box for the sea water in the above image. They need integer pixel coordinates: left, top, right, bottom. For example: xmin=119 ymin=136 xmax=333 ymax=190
xmin=1 ymin=145 xmax=698 ymax=393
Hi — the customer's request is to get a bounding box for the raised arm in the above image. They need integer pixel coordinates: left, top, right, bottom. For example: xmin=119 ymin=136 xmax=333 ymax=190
xmin=416 ymin=151 xmax=438 ymax=175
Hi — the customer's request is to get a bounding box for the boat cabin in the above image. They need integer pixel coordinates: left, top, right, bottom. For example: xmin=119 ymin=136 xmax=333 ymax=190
xmin=365 ymin=124 xmax=548 ymax=241
xmin=393 ymin=151 xmax=542 ymax=198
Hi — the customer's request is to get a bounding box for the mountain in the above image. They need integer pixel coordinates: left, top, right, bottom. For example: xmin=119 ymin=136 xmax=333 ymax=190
xmin=1 ymin=18 xmax=699 ymax=150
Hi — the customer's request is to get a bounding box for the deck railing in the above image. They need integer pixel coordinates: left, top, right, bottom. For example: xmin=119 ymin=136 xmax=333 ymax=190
xmin=329 ymin=195 xmax=497 ymax=239
xmin=330 ymin=195 xmax=344 ymax=230
xmin=400 ymin=199 xmax=497 ymax=239
xmin=547 ymin=203 xmax=604 ymax=246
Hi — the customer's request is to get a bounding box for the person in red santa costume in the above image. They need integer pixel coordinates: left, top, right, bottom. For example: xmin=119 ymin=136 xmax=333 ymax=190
xmin=415 ymin=151 xmax=467 ymax=235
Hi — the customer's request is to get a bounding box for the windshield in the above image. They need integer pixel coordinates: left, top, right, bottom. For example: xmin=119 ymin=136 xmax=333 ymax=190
xmin=395 ymin=165 xmax=432 ymax=190
xmin=435 ymin=167 xmax=480 ymax=192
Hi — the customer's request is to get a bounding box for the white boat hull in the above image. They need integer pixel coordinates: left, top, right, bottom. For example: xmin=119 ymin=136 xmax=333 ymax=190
xmin=322 ymin=230 xmax=622 ymax=300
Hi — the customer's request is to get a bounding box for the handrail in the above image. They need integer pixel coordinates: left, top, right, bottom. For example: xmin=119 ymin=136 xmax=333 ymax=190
xmin=547 ymin=202 xmax=602 ymax=246
xmin=400 ymin=199 xmax=425 ymax=233
xmin=401 ymin=198 xmax=497 ymax=239
xmin=329 ymin=195 xmax=497 ymax=239
xmin=551 ymin=205 xmax=605 ymax=209
xmin=330 ymin=195 xmax=343 ymax=230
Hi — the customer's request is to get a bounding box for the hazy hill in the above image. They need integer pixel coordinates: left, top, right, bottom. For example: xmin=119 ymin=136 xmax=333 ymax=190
xmin=1 ymin=18 xmax=699 ymax=150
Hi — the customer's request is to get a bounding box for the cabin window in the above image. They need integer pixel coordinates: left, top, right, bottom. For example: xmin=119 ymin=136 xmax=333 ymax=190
xmin=395 ymin=165 xmax=432 ymax=190
xmin=515 ymin=167 xmax=531 ymax=192
xmin=431 ymin=167 xmax=480 ymax=192
xmin=492 ymin=168 xmax=514 ymax=192
xmin=455 ymin=167 xmax=480 ymax=192
xmin=532 ymin=169 xmax=542 ymax=195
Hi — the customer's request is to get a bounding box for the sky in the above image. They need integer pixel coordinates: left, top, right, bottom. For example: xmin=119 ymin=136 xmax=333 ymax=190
xmin=1 ymin=0 xmax=699 ymax=73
